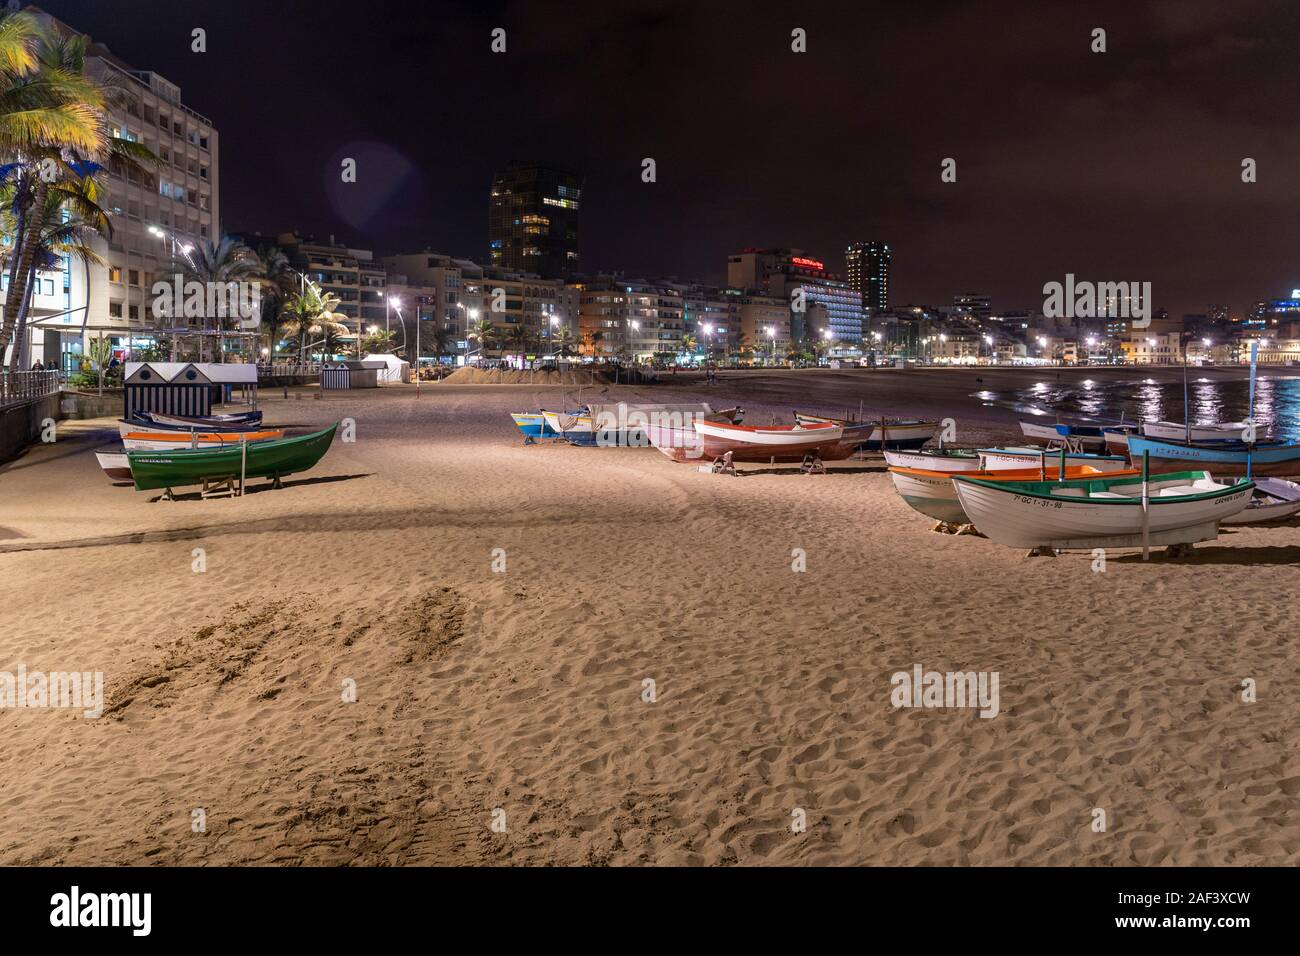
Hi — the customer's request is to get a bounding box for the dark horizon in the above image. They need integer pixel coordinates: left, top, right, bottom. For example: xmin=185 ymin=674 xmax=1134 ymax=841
xmin=32 ymin=0 xmax=1300 ymax=316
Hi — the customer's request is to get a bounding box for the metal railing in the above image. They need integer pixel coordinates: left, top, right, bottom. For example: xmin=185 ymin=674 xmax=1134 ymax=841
xmin=0 ymin=370 xmax=62 ymax=407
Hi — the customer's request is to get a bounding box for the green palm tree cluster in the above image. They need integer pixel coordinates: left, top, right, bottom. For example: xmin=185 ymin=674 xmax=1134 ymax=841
xmin=166 ymin=234 xmax=265 ymax=362
xmin=279 ymin=279 xmax=348 ymax=362
xmin=0 ymin=10 xmax=158 ymax=372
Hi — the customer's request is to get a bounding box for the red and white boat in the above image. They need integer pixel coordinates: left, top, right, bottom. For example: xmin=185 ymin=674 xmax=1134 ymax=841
xmin=692 ymin=420 xmax=851 ymax=462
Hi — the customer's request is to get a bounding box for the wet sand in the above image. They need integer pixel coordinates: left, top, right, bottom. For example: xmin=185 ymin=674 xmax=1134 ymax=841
xmin=1 ymin=368 xmax=1296 ymax=866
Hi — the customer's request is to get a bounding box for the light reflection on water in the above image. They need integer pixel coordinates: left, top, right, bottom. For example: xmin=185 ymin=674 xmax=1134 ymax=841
xmin=973 ymin=375 xmax=1300 ymax=442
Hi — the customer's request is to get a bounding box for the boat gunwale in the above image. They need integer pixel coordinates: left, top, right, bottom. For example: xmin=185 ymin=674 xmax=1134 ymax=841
xmin=952 ymin=470 xmax=1254 ymax=505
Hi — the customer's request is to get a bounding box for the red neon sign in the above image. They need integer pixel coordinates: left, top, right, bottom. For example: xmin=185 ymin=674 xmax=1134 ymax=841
xmin=790 ymin=257 xmax=824 ymax=271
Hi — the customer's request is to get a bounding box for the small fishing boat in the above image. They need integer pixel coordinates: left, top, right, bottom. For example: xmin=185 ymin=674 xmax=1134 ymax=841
xmin=544 ymin=403 xmax=731 ymax=447
xmin=118 ymin=417 xmax=274 ymax=439
xmin=693 ymin=420 xmax=852 ymax=462
xmin=1102 ymin=427 xmax=1133 ymax=455
xmin=1018 ymin=418 xmax=1108 ymax=451
xmin=134 ymin=410 xmax=263 ymax=430
xmin=977 ymin=446 xmax=1131 ymax=473
xmin=952 ymin=470 xmax=1253 ymax=550
xmin=95 ymin=451 xmax=133 ymax=483
xmin=1141 ymin=420 xmax=1254 ymax=443
xmin=128 ymin=423 xmax=338 ymax=493
xmin=882 ymin=447 xmax=984 ymax=472
xmin=793 ymin=412 xmax=936 ymax=450
xmin=1127 ymin=435 xmax=1300 ymax=477
xmin=122 ymin=428 xmax=285 ymax=451
xmin=889 ymin=464 xmax=1139 ymax=524
xmin=1220 ymin=477 xmax=1300 ymax=524
xmin=509 ymin=412 xmax=560 ymax=442
xmin=641 ymin=408 xmax=745 ymax=462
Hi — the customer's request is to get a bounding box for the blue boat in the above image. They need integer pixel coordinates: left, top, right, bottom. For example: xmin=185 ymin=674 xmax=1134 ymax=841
xmin=1127 ymin=435 xmax=1300 ymax=478
xmin=510 ymin=412 xmax=560 ymax=443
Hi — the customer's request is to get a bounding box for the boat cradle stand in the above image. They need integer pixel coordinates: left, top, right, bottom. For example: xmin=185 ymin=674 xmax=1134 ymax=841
xmin=201 ymin=476 xmax=239 ymax=499
xmin=799 ymin=453 xmax=826 ymax=475
xmin=710 ymin=451 xmax=738 ymax=476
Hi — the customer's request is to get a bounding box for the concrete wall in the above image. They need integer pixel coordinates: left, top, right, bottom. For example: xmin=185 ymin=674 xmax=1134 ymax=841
xmin=58 ymin=390 xmax=122 ymax=420
xmin=0 ymin=393 xmax=62 ymax=464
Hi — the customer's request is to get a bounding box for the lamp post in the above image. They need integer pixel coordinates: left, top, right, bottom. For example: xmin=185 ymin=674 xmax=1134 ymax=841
xmin=149 ymin=224 xmax=196 ymax=357
xmin=455 ymin=303 xmax=480 ymax=364
xmin=766 ymin=325 xmax=776 ymax=365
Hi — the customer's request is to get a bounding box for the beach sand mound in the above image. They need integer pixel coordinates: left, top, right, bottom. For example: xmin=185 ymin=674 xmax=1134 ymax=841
xmin=439 ymin=367 xmax=594 ymax=385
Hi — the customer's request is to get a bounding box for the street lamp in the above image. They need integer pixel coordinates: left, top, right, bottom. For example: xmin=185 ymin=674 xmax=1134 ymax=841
xmin=382 ymin=293 xmax=401 ymax=338
xmin=766 ymin=325 xmax=776 ymax=364
xmin=455 ymin=302 xmax=481 ymax=363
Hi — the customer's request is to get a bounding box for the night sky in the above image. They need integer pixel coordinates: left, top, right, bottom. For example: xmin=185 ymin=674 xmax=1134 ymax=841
xmin=34 ymin=0 xmax=1300 ymax=317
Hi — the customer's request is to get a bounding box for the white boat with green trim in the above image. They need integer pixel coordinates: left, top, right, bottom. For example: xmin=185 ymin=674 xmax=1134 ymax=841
xmin=951 ymin=470 xmax=1253 ymax=550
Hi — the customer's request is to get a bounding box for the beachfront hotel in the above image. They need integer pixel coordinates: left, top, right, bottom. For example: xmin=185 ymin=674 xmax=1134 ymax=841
xmin=728 ymin=247 xmax=865 ymax=347
xmin=10 ymin=4 xmax=219 ymax=372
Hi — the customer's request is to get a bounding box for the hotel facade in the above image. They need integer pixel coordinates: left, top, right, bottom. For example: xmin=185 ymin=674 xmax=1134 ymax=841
xmin=12 ymin=6 xmax=219 ymax=371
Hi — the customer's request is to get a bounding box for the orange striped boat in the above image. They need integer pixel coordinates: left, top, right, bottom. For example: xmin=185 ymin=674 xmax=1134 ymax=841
xmin=121 ymin=429 xmax=285 ymax=452
xmin=889 ymin=464 xmax=1141 ymax=524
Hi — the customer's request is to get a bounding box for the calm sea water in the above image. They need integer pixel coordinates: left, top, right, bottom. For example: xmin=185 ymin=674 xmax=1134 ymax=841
xmin=972 ymin=374 xmax=1300 ymax=442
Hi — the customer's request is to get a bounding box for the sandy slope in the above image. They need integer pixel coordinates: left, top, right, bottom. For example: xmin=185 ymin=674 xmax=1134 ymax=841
xmin=0 ymin=370 xmax=1296 ymax=865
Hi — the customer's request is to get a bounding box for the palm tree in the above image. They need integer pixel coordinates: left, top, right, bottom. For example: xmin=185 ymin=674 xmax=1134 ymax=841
xmin=360 ymin=328 xmax=396 ymax=354
xmin=552 ymin=325 xmax=576 ymax=358
xmin=281 ymin=281 xmax=347 ymax=362
xmin=468 ymin=317 xmax=495 ymax=361
xmin=502 ymin=323 xmax=528 ymax=367
xmin=0 ymin=170 xmax=110 ymax=370
xmin=424 ymin=321 xmax=450 ymax=360
xmin=0 ymin=20 xmax=156 ymax=359
xmin=167 ymin=235 xmax=261 ymax=362
xmin=679 ymin=332 xmax=697 ymax=364
xmin=253 ymin=243 xmax=292 ymax=358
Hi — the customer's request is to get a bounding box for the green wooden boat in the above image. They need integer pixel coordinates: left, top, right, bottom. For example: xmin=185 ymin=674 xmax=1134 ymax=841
xmin=128 ymin=423 xmax=338 ymax=492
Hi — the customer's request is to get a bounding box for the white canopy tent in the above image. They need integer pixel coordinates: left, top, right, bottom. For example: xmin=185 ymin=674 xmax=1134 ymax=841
xmin=362 ymin=353 xmax=411 ymax=383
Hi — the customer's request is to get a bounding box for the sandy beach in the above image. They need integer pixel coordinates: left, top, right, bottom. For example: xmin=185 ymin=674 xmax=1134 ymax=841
xmin=1 ymin=367 xmax=1297 ymax=866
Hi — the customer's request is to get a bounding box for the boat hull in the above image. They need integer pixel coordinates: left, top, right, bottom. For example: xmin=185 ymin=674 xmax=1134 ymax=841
xmin=122 ymin=428 xmax=284 ymax=451
xmin=510 ymin=413 xmax=558 ymax=440
xmin=1221 ymin=478 xmax=1300 ymax=524
xmin=1127 ymin=436 xmax=1300 ymax=477
xmin=888 ymin=465 xmax=1140 ymax=524
xmin=694 ymin=420 xmax=851 ymax=462
xmin=882 ymin=448 xmax=984 ymax=472
xmin=133 ymin=411 xmax=263 ymax=431
xmin=642 ymin=420 xmax=706 ymax=462
xmin=953 ymin=471 xmax=1253 ymax=548
xmin=1141 ymin=421 xmax=1252 ymax=442
xmin=1018 ymin=419 xmax=1108 ymax=451
xmin=794 ymin=413 xmax=935 ymax=450
xmin=128 ymin=424 xmax=338 ymax=492
xmin=95 ymin=452 xmax=132 ymax=482
xmin=978 ymin=447 xmax=1131 ymax=473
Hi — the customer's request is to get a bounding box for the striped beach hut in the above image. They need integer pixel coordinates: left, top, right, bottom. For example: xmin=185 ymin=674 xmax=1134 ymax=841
xmin=124 ymin=363 xmax=259 ymax=419
xmin=320 ymin=360 xmax=383 ymax=389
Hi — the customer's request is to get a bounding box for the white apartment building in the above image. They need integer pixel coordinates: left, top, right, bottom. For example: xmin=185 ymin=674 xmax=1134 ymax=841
xmin=382 ymin=252 xmax=578 ymax=361
xmin=14 ymin=6 xmax=218 ymax=370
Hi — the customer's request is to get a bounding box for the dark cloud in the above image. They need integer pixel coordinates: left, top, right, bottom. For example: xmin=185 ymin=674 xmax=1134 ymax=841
xmin=38 ymin=0 xmax=1300 ymax=316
